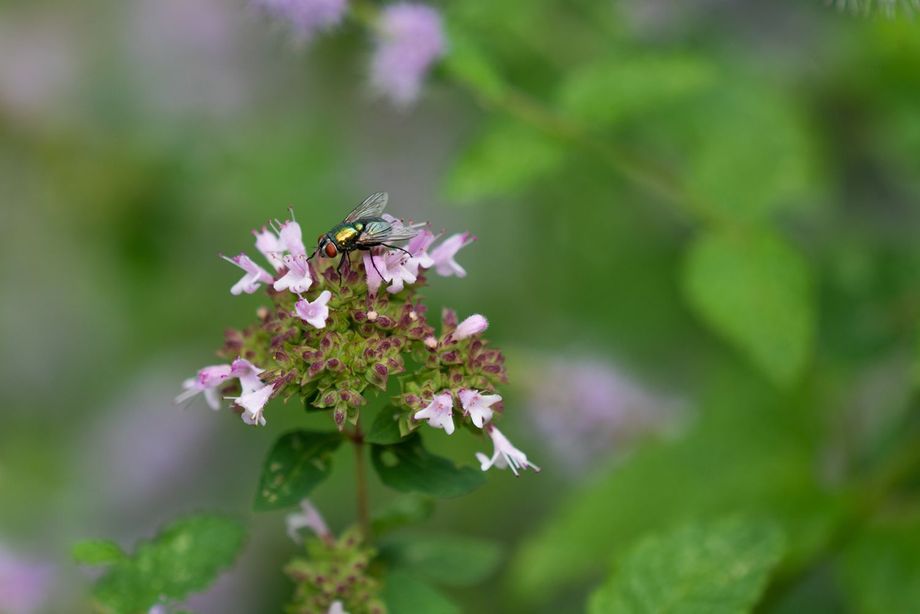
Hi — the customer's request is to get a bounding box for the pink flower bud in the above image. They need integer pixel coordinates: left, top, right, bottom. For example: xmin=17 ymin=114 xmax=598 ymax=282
xmin=453 ymin=314 xmax=488 ymax=340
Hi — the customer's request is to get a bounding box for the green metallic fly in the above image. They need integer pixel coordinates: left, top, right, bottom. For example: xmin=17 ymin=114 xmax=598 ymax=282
xmin=308 ymin=192 xmax=424 ymax=280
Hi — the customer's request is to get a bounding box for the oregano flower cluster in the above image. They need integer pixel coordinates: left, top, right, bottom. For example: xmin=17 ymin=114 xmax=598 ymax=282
xmin=177 ymin=200 xmax=538 ymax=474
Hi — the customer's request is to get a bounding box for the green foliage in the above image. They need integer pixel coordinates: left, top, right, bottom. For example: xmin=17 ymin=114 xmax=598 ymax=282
xmin=442 ymin=27 xmax=508 ymax=101
xmin=254 ymin=430 xmax=343 ymax=511
xmin=365 ymin=406 xmax=406 ymax=446
xmin=443 ymin=120 xmax=566 ymax=203
xmin=370 ymin=434 xmax=487 ymax=498
xmin=837 ymin=515 xmax=920 ymax=614
xmin=588 ymin=517 xmax=785 ymax=614
xmin=90 ymin=514 xmax=245 ymax=614
xmin=381 ymin=571 xmax=460 ymax=614
xmin=371 ymin=495 xmax=436 ymax=537
xmin=73 ymin=540 xmax=127 ymax=566
xmin=683 ymin=230 xmax=814 ymax=387
xmin=558 ymin=54 xmax=715 ymax=128
xmin=379 ymin=534 xmax=502 ymax=587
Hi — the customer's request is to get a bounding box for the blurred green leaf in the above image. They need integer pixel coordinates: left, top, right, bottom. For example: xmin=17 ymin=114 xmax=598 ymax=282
xmin=588 ymin=516 xmax=784 ymax=614
xmin=365 ymin=406 xmax=406 ymax=445
xmin=371 ymin=494 xmax=437 ymax=536
xmin=510 ymin=367 xmax=842 ymax=604
xmin=443 ymin=120 xmax=566 ymax=203
xmin=93 ymin=514 xmax=245 ymax=614
xmin=382 ymin=571 xmax=460 ymax=614
xmin=73 ymin=540 xmax=126 ymax=566
xmin=558 ymin=54 xmax=714 ymax=128
xmin=837 ymin=515 xmax=920 ymax=614
xmin=380 ymin=534 xmax=502 ymax=587
xmin=254 ymin=430 xmax=343 ymax=511
xmin=683 ymin=230 xmax=814 ymax=387
xmin=442 ymin=27 xmax=508 ymax=101
xmin=371 ymin=434 xmax=486 ymax=498
xmin=686 ymin=85 xmax=818 ymax=222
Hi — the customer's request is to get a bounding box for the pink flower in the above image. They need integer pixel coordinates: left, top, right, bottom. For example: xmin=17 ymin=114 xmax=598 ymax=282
xmin=404 ymin=228 xmax=437 ymax=275
xmin=370 ymin=3 xmax=446 ymax=107
xmin=383 ymin=252 xmax=417 ymax=294
xmin=413 ymin=391 xmax=454 ymax=434
xmin=254 ymin=0 xmax=348 ymax=42
xmin=452 ymin=314 xmax=488 ymax=340
xmin=363 ymin=251 xmax=388 ymax=295
xmin=459 ymin=389 xmax=500 ymax=428
xmin=429 ymin=232 xmax=474 ymax=277
xmin=230 ymin=358 xmax=273 ymax=426
xmin=475 ymin=425 xmax=540 ymax=476
xmin=278 ymin=220 xmax=307 ymax=257
xmin=254 ymin=227 xmax=285 ymax=270
xmin=273 ymin=254 xmax=313 ymax=294
xmin=327 ymin=602 xmax=348 ymax=614
xmin=285 ymin=499 xmax=332 ymax=543
xmin=294 ymin=290 xmax=331 ymax=328
xmin=175 ymin=364 xmax=233 ymax=409
xmin=0 ymin=545 xmax=54 ymax=614
xmin=222 ymin=253 xmax=273 ymax=295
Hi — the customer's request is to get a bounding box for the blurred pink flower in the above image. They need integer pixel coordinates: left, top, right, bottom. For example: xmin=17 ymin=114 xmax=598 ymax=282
xmin=371 ymin=3 xmax=446 ymax=107
xmin=0 ymin=546 xmax=54 ymax=614
xmin=294 ymin=290 xmax=332 ymax=328
xmin=476 ymin=425 xmax=540 ymax=476
xmin=429 ymin=232 xmax=473 ymax=277
xmin=174 ymin=364 xmax=233 ymax=409
xmin=286 ymin=499 xmax=332 ymax=543
xmin=459 ymin=388 xmax=500 ymax=428
xmin=414 ymin=391 xmax=455 ymax=434
xmin=222 ymin=253 xmax=273 ymax=295
xmin=452 ymin=314 xmax=488 ymax=341
xmin=255 ymin=0 xmax=348 ymax=42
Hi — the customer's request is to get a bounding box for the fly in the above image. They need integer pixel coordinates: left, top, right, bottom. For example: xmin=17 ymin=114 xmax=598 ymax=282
xmin=309 ymin=192 xmax=423 ymax=280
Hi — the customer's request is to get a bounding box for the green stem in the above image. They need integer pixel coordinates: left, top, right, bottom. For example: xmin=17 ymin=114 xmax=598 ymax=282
xmin=353 ymin=423 xmax=372 ymax=541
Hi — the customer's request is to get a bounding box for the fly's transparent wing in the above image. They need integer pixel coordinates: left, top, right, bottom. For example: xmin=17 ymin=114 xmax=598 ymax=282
xmin=344 ymin=192 xmax=388 ymax=223
xmin=358 ymin=219 xmax=424 ymax=245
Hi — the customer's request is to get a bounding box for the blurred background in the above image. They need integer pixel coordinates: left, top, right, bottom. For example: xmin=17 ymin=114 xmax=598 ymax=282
xmin=2 ymin=0 xmax=919 ymax=612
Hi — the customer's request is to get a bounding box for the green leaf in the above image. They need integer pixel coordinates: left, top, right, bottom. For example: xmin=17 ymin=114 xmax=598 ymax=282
xmin=442 ymin=27 xmax=507 ymax=101
xmin=588 ymin=517 xmax=785 ymax=614
xmin=380 ymin=534 xmax=502 ymax=587
xmin=683 ymin=229 xmax=814 ymax=387
xmin=371 ymin=495 xmax=436 ymax=536
xmin=443 ymin=120 xmax=565 ymax=204
xmin=558 ymin=54 xmax=714 ymax=128
xmin=365 ymin=406 xmax=406 ymax=445
xmin=93 ymin=514 xmax=245 ymax=614
xmin=382 ymin=571 xmax=460 ymax=614
xmin=73 ymin=540 xmax=127 ymax=566
xmin=371 ymin=434 xmax=486 ymax=498
xmin=254 ymin=430 xmax=343 ymax=511
xmin=837 ymin=515 xmax=920 ymax=614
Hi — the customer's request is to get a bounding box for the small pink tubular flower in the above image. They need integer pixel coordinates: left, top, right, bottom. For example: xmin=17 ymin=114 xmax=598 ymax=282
xmin=278 ymin=220 xmax=307 ymax=257
xmin=371 ymin=3 xmax=446 ymax=107
xmin=285 ymin=499 xmax=332 ymax=544
xmin=255 ymin=0 xmax=348 ymax=42
xmin=294 ymin=290 xmax=331 ymax=328
xmin=459 ymin=388 xmax=501 ymax=428
xmin=476 ymin=425 xmax=540 ymax=476
xmin=452 ymin=314 xmax=488 ymax=340
xmin=274 ymin=254 xmax=313 ymax=294
xmin=230 ymin=358 xmax=273 ymax=426
xmin=175 ymin=364 xmax=233 ymax=410
xmin=430 ymin=232 xmax=474 ymax=277
xmin=254 ymin=227 xmax=285 ymax=270
xmin=404 ymin=228 xmax=437 ymax=276
xmin=223 ymin=253 xmax=273 ymax=295
xmin=384 ymin=252 xmax=417 ymax=294
xmin=413 ymin=391 xmax=455 ymax=435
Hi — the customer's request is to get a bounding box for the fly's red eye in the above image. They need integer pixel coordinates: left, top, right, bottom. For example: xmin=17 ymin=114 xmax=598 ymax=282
xmin=324 ymin=242 xmax=338 ymax=258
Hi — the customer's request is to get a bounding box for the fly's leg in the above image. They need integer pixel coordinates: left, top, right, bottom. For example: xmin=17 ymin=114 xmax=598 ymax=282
xmin=366 ymin=250 xmax=389 ymax=282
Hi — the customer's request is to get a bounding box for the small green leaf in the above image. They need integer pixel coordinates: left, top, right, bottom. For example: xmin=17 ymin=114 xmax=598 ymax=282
xmin=254 ymin=430 xmax=343 ymax=511
xmin=382 ymin=571 xmax=460 ymax=614
xmin=371 ymin=434 xmax=486 ymax=498
xmin=683 ymin=229 xmax=814 ymax=387
xmin=588 ymin=517 xmax=785 ymax=614
xmin=73 ymin=540 xmax=126 ymax=566
xmin=93 ymin=514 xmax=245 ymax=614
xmin=443 ymin=120 xmax=565 ymax=204
xmin=559 ymin=54 xmax=714 ymax=128
xmin=365 ymin=406 xmax=406 ymax=445
xmin=380 ymin=534 xmax=502 ymax=587
xmin=371 ymin=495 xmax=436 ymax=536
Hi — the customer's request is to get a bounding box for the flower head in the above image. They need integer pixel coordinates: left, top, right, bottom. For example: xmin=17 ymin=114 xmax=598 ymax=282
xmin=430 ymin=232 xmax=473 ymax=277
xmin=452 ymin=314 xmax=488 ymax=340
xmin=223 ymin=253 xmax=273 ymax=295
xmin=295 ymin=290 xmax=332 ymax=328
xmin=254 ymin=0 xmax=348 ymax=42
xmin=413 ymin=391 xmax=454 ymax=434
xmin=459 ymin=388 xmax=500 ymax=428
xmin=371 ymin=3 xmax=446 ymax=107
xmin=274 ymin=254 xmax=313 ymax=294
xmin=475 ymin=425 xmax=539 ymax=476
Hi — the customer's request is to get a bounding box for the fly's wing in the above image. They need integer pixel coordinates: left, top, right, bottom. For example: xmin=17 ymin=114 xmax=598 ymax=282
xmin=344 ymin=192 xmax=388 ymax=223
xmin=358 ymin=219 xmax=424 ymax=245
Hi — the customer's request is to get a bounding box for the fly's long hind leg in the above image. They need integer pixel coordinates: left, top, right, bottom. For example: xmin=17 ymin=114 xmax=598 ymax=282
xmin=364 ymin=249 xmax=390 ymax=283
